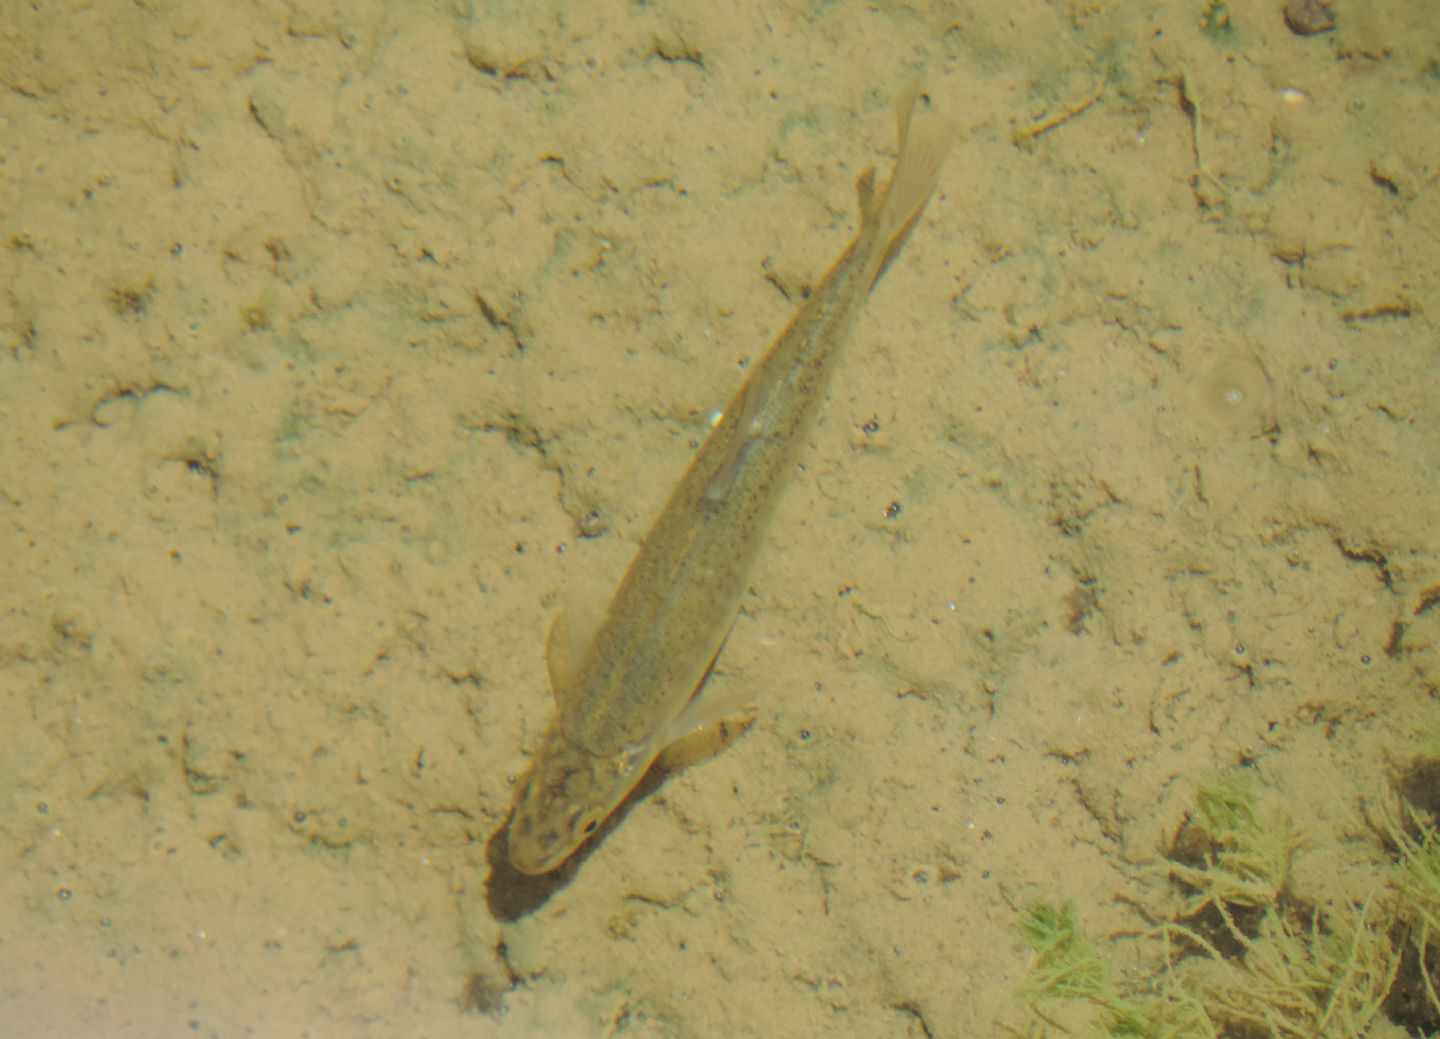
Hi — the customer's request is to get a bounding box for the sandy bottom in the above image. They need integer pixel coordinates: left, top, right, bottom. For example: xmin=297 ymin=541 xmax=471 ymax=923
xmin=2 ymin=1 xmax=1437 ymax=1036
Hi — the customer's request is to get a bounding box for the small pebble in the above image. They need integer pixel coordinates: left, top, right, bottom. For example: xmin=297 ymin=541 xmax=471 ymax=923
xmin=1284 ymin=0 xmax=1336 ymax=36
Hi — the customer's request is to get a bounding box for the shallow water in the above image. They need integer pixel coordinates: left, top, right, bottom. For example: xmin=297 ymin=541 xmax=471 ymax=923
xmin=1 ymin=1 xmax=1437 ymax=1035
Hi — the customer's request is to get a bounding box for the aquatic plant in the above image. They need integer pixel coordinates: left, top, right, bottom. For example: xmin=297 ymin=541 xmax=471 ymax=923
xmin=1384 ymin=797 xmax=1440 ymax=1015
xmin=1018 ymin=901 xmax=1215 ymax=1038
xmin=1018 ymin=773 xmax=1406 ymax=1038
xmin=1187 ymin=895 xmax=1400 ymax=1038
xmin=1160 ymin=772 xmax=1293 ymax=946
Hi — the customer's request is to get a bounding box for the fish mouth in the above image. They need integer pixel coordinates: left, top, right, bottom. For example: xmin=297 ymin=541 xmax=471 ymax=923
xmin=505 ymin=805 xmax=580 ymax=876
xmin=507 ymin=836 xmax=564 ymax=876
xmin=508 ymin=848 xmax=556 ymax=876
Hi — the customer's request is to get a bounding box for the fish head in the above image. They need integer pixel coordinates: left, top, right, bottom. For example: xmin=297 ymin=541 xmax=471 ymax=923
xmin=507 ymin=724 xmax=651 ymax=875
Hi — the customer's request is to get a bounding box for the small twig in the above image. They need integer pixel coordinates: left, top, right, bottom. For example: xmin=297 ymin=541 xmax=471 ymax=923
xmin=1012 ymin=83 xmax=1103 ymax=145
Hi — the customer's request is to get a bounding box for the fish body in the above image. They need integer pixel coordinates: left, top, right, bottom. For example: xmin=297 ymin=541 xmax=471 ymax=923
xmin=507 ymin=83 xmax=955 ymax=874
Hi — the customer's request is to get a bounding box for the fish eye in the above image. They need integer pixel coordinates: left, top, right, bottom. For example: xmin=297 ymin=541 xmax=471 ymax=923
xmin=574 ymin=808 xmax=601 ymax=837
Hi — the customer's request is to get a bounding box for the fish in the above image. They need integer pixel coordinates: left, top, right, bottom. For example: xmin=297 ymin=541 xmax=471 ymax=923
xmin=506 ymin=80 xmax=956 ymax=875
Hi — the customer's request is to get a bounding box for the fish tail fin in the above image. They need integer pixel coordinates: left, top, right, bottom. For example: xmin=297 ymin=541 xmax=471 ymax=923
xmin=862 ymin=76 xmax=957 ymax=288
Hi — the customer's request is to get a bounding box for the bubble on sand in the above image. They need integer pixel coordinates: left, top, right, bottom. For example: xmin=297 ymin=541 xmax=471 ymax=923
xmin=1190 ymin=353 xmax=1274 ymax=435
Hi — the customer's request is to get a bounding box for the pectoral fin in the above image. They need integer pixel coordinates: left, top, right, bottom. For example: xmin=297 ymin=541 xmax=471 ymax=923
xmin=544 ymin=582 xmax=607 ymax=723
xmin=662 ymin=673 xmax=757 ymax=747
xmin=660 ymin=625 xmax=755 ymax=746
xmin=658 ymin=656 xmax=757 ymax=773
